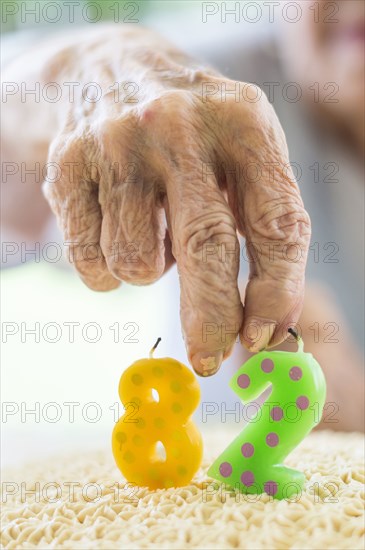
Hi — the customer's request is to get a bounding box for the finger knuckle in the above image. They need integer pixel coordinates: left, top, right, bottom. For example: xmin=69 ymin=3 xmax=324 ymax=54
xmin=96 ymin=116 xmax=139 ymax=165
xmin=142 ymin=90 xmax=195 ymax=126
xmin=236 ymin=86 xmax=280 ymax=132
xmin=178 ymin=213 xmax=237 ymax=260
xmin=44 ymin=136 xmax=83 ymax=198
xmin=244 ymin=83 xmax=268 ymax=108
xmin=250 ymin=199 xmax=312 ymax=243
xmin=254 ymin=85 xmax=269 ymax=106
xmin=97 ymin=118 xmax=125 ymax=142
xmin=49 ymin=134 xmax=83 ymax=167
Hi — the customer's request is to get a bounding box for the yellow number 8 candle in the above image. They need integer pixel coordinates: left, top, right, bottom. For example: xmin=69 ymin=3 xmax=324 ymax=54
xmin=112 ymin=339 xmax=203 ymax=489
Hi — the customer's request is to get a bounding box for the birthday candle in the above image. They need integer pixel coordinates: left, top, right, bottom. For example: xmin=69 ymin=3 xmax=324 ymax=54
xmin=112 ymin=339 xmax=203 ymax=489
xmin=208 ymin=331 xmax=326 ymax=500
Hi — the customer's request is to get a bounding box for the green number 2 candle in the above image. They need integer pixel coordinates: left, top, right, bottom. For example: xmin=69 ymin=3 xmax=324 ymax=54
xmin=208 ymin=334 xmax=326 ymax=500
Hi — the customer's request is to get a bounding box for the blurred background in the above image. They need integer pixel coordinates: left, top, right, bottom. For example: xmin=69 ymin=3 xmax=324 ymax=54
xmin=1 ymin=0 xmax=364 ymax=467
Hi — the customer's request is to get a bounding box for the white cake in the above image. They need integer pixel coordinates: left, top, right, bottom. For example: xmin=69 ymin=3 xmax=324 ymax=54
xmin=1 ymin=430 xmax=364 ymax=549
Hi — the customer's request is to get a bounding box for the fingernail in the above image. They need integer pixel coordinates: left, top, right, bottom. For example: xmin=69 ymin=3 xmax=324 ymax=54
xmin=244 ymin=320 xmax=276 ymax=352
xmin=191 ymin=350 xmax=223 ymax=377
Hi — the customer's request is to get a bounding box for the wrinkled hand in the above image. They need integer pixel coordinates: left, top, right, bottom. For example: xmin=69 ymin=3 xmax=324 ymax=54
xmin=43 ymin=27 xmax=311 ymax=375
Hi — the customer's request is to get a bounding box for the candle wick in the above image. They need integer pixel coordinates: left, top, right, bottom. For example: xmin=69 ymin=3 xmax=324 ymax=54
xmin=149 ymin=337 xmax=161 ymax=358
xmin=288 ymin=328 xmax=299 ymax=340
xmin=288 ymin=328 xmax=304 ymax=352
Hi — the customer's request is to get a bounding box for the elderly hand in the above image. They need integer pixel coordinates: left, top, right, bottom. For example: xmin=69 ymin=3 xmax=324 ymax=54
xmin=42 ymin=26 xmax=311 ymax=375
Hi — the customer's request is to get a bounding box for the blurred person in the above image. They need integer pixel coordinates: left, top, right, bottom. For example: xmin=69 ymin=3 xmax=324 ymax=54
xmin=1 ymin=0 xmax=364 ymax=431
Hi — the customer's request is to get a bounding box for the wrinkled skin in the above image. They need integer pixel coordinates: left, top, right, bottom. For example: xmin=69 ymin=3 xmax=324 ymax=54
xmin=3 ymin=26 xmax=311 ymax=375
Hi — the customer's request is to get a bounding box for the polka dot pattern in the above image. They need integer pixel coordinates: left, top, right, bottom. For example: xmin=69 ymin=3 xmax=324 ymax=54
xmin=170 ymin=380 xmax=182 ymax=393
xmin=261 ymin=358 xmax=274 ymax=373
xmin=116 ymin=432 xmax=127 ymax=443
xmin=266 ymin=433 xmax=279 ymax=447
xmin=172 ymin=402 xmax=182 ymax=414
xmin=131 ymin=396 xmax=141 ymax=407
xmin=264 ymin=480 xmax=278 ymax=496
xmin=113 ymin=358 xmax=203 ymax=490
xmin=289 ymin=367 xmax=302 ymax=381
xmin=123 ymin=451 xmax=135 ymax=464
xmin=209 ymin=350 xmax=327 ymax=503
xmin=177 ymin=465 xmax=187 ymax=476
xmin=241 ymin=443 xmax=255 ymax=458
xmin=240 ymin=471 xmax=254 ymax=487
xmin=219 ymin=462 xmax=232 ymax=477
xmin=237 ymin=374 xmax=250 ymax=389
xmin=152 ymin=366 xmax=164 ymax=377
xmin=296 ymin=396 xmax=309 ymax=410
xmin=131 ymin=373 xmax=143 ymax=385
xmin=154 ymin=417 xmax=165 ymax=429
xmin=270 ymin=407 xmax=284 ymax=422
